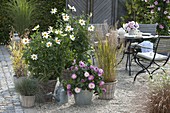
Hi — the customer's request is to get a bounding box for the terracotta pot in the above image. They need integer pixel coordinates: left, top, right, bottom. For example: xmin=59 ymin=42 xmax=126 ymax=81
xmin=74 ymin=90 xmax=93 ymax=105
xmin=99 ymin=80 xmax=117 ymax=100
xmin=20 ymin=95 xmax=35 ymax=108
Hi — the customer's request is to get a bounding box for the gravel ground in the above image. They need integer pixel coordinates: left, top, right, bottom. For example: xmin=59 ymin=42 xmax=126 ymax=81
xmin=24 ymin=62 xmax=152 ymax=113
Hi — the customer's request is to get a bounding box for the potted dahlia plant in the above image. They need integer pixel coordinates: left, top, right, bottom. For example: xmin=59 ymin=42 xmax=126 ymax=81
xmin=62 ymin=60 xmax=105 ymax=105
xmin=123 ymin=21 xmax=139 ymax=35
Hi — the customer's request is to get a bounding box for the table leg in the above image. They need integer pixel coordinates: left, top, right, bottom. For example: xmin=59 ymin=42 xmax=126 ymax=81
xmin=128 ymin=53 xmax=131 ymax=76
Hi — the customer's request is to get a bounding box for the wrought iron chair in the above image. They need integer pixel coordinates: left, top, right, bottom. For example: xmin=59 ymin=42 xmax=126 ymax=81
xmin=138 ymin=24 xmax=157 ymax=35
xmin=133 ymin=36 xmax=170 ymax=82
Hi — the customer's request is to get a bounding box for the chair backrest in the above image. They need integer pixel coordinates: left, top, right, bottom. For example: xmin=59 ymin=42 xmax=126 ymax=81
xmin=156 ymin=36 xmax=170 ymax=54
xmin=139 ymin=24 xmax=157 ymax=35
xmin=93 ymin=23 xmax=109 ymax=37
xmin=90 ymin=22 xmax=109 ymax=42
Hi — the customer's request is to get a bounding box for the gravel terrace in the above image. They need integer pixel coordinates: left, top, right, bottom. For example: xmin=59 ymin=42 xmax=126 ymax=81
xmin=1 ymin=45 xmax=167 ymax=113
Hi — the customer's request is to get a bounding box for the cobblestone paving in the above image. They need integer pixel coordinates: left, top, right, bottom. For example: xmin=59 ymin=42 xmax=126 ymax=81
xmin=0 ymin=45 xmax=24 ymax=113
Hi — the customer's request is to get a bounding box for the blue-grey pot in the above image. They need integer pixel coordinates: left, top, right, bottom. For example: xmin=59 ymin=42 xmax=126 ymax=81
xmin=74 ymin=90 xmax=93 ymax=105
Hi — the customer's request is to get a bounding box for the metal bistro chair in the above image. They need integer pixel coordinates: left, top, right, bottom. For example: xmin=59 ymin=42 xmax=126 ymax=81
xmin=133 ymin=36 xmax=170 ymax=82
xmin=138 ymin=24 xmax=157 ymax=35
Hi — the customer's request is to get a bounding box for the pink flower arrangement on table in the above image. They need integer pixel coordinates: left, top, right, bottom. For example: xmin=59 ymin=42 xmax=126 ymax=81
xmin=62 ymin=60 xmax=106 ymax=96
xmin=123 ymin=21 xmax=139 ymax=32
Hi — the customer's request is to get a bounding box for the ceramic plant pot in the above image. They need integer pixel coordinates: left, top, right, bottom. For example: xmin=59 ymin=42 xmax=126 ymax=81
xmin=20 ymin=95 xmax=35 ymax=108
xmin=74 ymin=90 xmax=93 ymax=105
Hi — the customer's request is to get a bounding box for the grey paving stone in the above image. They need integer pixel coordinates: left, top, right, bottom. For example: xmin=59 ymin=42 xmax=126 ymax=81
xmin=13 ymin=102 xmax=21 ymax=106
xmin=3 ymin=68 xmax=9 ymax=73
xmin=9 ymin=85 xmax=15 ymax=90
xmin=5 ymin=110 xmax=15 ymax=113
xmin=0 ymin=55 xmax=5 ymax=58
xmin=14 ymin=109 xmax=24 ymax=113
xmin=1 ymin=61 xmax=7 ymax=66
xmin=0 ymin=110 xmax=5 ymax=113
xmin=4 ymin=72 xmax=11 ymax=78
xmin=0 ymin=106 xmax=6 ymax=110
xmin=15 ymin=106 xmax=23 ymax=109
xmin=1 ymin=87 xmax=8 ymax=91
xmin=6 ymin=106 xmax=14 ymax=110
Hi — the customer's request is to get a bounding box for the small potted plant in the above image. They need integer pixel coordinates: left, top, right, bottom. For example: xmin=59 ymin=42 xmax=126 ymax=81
xmin=123 ymin=21 xmax=139 ymax=35
xmin=15 ymin=78 xmax=38 ymax=107
xmin=62 ymin=60 xmax=105 ymax=105
xmin=94 ymin=27 xmax=123 ymax=99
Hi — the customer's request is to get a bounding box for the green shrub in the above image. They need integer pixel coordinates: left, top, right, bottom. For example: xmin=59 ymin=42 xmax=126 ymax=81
xmin=0 ymin=0 xmax=11 ymax=44
xmin=36 ymin=0 xmax=65 ymax=31
xmin=121 ymin=0 xmax=151 ymax=24
xmin=148 ymin=0 xmax=170 ymax=35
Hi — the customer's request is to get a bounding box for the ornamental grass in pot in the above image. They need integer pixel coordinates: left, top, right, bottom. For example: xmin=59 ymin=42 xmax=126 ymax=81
xmin=9 ymin=41 xmax=28 ymax=84
xmin=15 ymin=78 xmax=39 ymax=107
xmin=94 ymin=27 xmax=122 ymax=99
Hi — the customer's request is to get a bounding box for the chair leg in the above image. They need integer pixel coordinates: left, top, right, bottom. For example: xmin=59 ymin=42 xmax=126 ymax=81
xmin=125 ymin=54 xmax=129 ymax=70
xmin=134 ymin=56 xmax=150 ymax=73
xmin=116 ymin=51 xmax=125 ymax=66
xmin=151 ymin=66 xmax=160 ymax=74
xmin=133 ymin=68 xmax=145 ymax=82
xmin=151 ymin=57 xmax=169 ymax=74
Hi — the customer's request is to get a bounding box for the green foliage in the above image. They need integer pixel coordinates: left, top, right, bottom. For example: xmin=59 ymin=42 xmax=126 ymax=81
xmin=148 ymin=0 xmax=170 ymax=35
xmin=122 ymin=0 xmax=152 ymax=24
xmin=0 ymin=0 xmax=11 ymax=44
xmin=9 ymin=41 xmax=28 ymax=77
xmin=36 ymin=0 xmax=65 ymax=31
xmin=0 ymin=0 xmax=65 ymax=44
xmin=15 ymin=78 xmax=39 ymax=96
xmin=68 ymin=14 xmax=92 ymax=63
xmin=23 ymin=30 xmax=71 ymax=82
xmin=6 ymin=0 xmax=38 ymax=36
